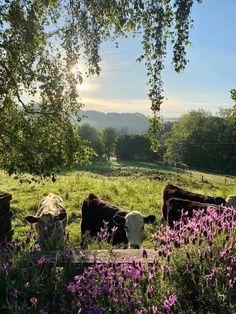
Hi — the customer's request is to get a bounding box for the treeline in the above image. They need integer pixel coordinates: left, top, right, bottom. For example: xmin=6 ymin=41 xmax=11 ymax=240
xmin=80 ymin=110 xmax=149 ymax=134
xmin=79 ymin=110 xmax=236 ymax=174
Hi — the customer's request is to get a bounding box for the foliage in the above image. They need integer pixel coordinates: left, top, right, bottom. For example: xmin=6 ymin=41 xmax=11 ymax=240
xmin=116 ymin=134 xmax=157 ymax=162
xmin=0 ymin=102 xmax=92 ymax=175
xmin=0 ymin=0 xmax=203 ymax=174
xmin=79 ymin=124 xmax=104 ymax=160
xmin=230 ymin=89 xmax=236 ymax=121
xmin=153 ymin=206 xmax=236 ymax=313
xmin=164 ymin=110 xmax=236 ymax=173
xmin=101 ymin=127 xmax=117 ymax=160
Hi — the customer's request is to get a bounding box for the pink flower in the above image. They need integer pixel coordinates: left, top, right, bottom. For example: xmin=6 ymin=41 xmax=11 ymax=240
xmin=30 ymin=297 xmax=38 ymax=307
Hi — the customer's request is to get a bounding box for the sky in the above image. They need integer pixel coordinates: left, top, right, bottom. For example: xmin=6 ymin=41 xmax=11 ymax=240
xmin=78 ymin=0 xmax=236 ymax=118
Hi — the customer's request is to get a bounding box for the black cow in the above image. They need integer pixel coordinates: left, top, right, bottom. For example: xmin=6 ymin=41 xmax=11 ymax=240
xmin=81 ymin=194 xmax=156 ymax=248
xmin=166 ymin=198 xmax=216 ymax=228
xmin=162 ymin=184 xmax=225 ymax=224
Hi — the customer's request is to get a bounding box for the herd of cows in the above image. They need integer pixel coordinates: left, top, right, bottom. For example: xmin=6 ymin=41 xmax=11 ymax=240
xmin=25 ymin=184 xmax=236 ymax=249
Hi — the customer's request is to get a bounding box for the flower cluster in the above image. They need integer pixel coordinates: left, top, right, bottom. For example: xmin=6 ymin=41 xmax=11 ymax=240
xmin=66 ymin=256 xmax=176 ymax=313
xmin=0 ymin=205 xmax=235 ymax=313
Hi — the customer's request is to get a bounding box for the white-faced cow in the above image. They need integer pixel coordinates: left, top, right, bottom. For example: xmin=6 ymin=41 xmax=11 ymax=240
xmin=81 ymin=194 xmax=156 ymax=249
xmin=162 ymin=184 xmax=226 ymax=225
xmin=226 ymin=195 xmax=236 ymax=208
xmin=25 ymin=193 xmax=67 ymax=248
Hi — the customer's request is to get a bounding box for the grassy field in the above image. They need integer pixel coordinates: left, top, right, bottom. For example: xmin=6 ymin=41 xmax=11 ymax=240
xmin=1 ymin=160 xmax=235 ymax=247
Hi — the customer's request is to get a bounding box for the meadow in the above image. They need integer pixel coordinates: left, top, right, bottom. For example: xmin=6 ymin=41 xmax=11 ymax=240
xmin=0 ymin=161 xmax=236 ymax=313
xmin=1 ymin=160 xmax=235 ymax=245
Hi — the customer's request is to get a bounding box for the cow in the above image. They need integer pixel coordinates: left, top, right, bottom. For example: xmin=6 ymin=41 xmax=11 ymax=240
xmin=81 ymin=193 xmax=156 ymax=249
xmin=166 ymin=198 xmax=215 ymax=228
xmin=25 ymin=193 xmax=67 ymax=248
xmin=226 ymin=195 xmax=236 ymax=208
xmin=162 ymin=184 xmax=225 ymax=224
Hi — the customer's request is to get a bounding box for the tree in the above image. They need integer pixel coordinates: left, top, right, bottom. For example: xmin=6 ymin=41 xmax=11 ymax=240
xmin=230 ymin=89 xmax=236 ymax=121
xmin=79 ymin=124 xmax=104 ymax=159
xmin=164 ymin=110 xmax=236 ymax=173
xmin=0 ymin=0 xmax=202 ymax=174
xmin=116 ymin=134 xmax=158 ymax=162
xmin=102 ymin=127 xmax=117 ymax=160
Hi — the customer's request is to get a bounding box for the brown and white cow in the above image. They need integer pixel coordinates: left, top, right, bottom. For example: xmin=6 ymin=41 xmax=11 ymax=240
xmin=81 ymin=193 xmax=156 ymax=249
xmin=162 ymin=184 xmax=225 ymax=225
xmin=25 ymin=193 xmax=67 ymax=247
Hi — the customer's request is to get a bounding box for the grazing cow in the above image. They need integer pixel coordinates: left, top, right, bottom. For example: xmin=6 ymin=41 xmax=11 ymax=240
xmin=226 ymin=195 xmax=236 ymax=208
xmin=166 ymin=198 xmax=215 ymax=228
xmin=25 ymin=193 xmax=67 ymax=247
xmin=81 ymin=193 xmax=156 ymax=249
xmin=162 ymin=184 xmax=225 ymax=223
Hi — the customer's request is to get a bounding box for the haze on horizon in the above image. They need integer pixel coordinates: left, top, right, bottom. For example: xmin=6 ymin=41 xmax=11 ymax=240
xmin=78 ymin=0 xmax=236 ymax=119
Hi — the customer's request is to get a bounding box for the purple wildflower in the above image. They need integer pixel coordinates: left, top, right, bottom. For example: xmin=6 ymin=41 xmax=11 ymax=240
xmin=163 ymin=295 xmax=177 ymax=313
xmin=66 ymin=283 xmax=77 ymax=294
xmin=10 ymin=288 xmax=20 ymax=300
xmin=1 ymin=262 xmax=9 ymax=274
xmin=36 ymin=256 xmax=46 ymax=266
xmin=205 ymin=266 xmax=217 ymax=286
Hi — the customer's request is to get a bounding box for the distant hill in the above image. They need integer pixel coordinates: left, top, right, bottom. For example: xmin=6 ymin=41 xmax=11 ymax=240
xmin=79 ymin=110 xmax=178 ymax=134
xmin=80 ymin=110 xmax=149 ymax=134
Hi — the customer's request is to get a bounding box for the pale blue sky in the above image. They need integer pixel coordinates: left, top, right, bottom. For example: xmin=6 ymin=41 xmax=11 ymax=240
xmin=80 ymin=0 xmax=236 ymax=118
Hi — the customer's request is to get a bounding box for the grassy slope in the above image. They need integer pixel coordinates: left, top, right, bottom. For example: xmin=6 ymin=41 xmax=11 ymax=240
xmin=0 ymin=160 xmax=235 ymax=247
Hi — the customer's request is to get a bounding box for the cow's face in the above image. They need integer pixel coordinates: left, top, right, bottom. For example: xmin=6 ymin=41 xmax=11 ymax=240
xmin=25 ymin=212 xmax=67 ymax=242
xmin=226 ymin=195 xmax=236 ymax=208
xmin=114 ymin=211 xmax=156 ymax=248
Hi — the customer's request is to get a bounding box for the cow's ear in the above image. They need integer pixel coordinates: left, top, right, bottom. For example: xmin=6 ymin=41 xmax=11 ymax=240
xmin=143 ymin=215 xmax=156 ymax=224
xmin=88 ymin=193 xmax=98 ymax=200
xmin=25 ymin=216 xmax=39 ymax=224
xmin=113 ymin=213 xmax=126 ymax=226
xmin=56 ymin=212 xmax=67 ymax=221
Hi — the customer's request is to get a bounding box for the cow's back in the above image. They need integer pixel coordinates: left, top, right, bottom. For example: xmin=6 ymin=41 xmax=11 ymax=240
xmin=162 ymin=184 xmax=225 ymax=222
xmin=166 ymin=197 xmax=211 ymax=228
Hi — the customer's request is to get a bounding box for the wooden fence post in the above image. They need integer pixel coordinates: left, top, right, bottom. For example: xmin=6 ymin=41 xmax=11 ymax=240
xmin=0 ymin=193 xmax=14 ymax=244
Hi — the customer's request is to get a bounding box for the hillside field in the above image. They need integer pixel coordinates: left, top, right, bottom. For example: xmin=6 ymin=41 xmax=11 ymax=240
xmin=1 ymin=160 xmax=235 ymax=247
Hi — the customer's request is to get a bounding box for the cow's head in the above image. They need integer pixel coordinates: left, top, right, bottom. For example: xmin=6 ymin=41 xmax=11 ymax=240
xmin=25 ymin=212 xmax=67 ymax=241
xmin=226 ymin=195 xmax=236 ymax=208
xmin=113 ymin=211 xmax=156 ymax=248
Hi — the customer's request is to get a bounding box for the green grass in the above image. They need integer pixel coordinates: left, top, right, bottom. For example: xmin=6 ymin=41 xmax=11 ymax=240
xmin=1 ymin=160 xmax=235 ymax=247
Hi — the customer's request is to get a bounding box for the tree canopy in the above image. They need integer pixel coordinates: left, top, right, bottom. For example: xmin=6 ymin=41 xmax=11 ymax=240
xmin=164 ymin=110 xmax=236 ymax=173
xmin=0 ymin=0 xmax=202 ymax=175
